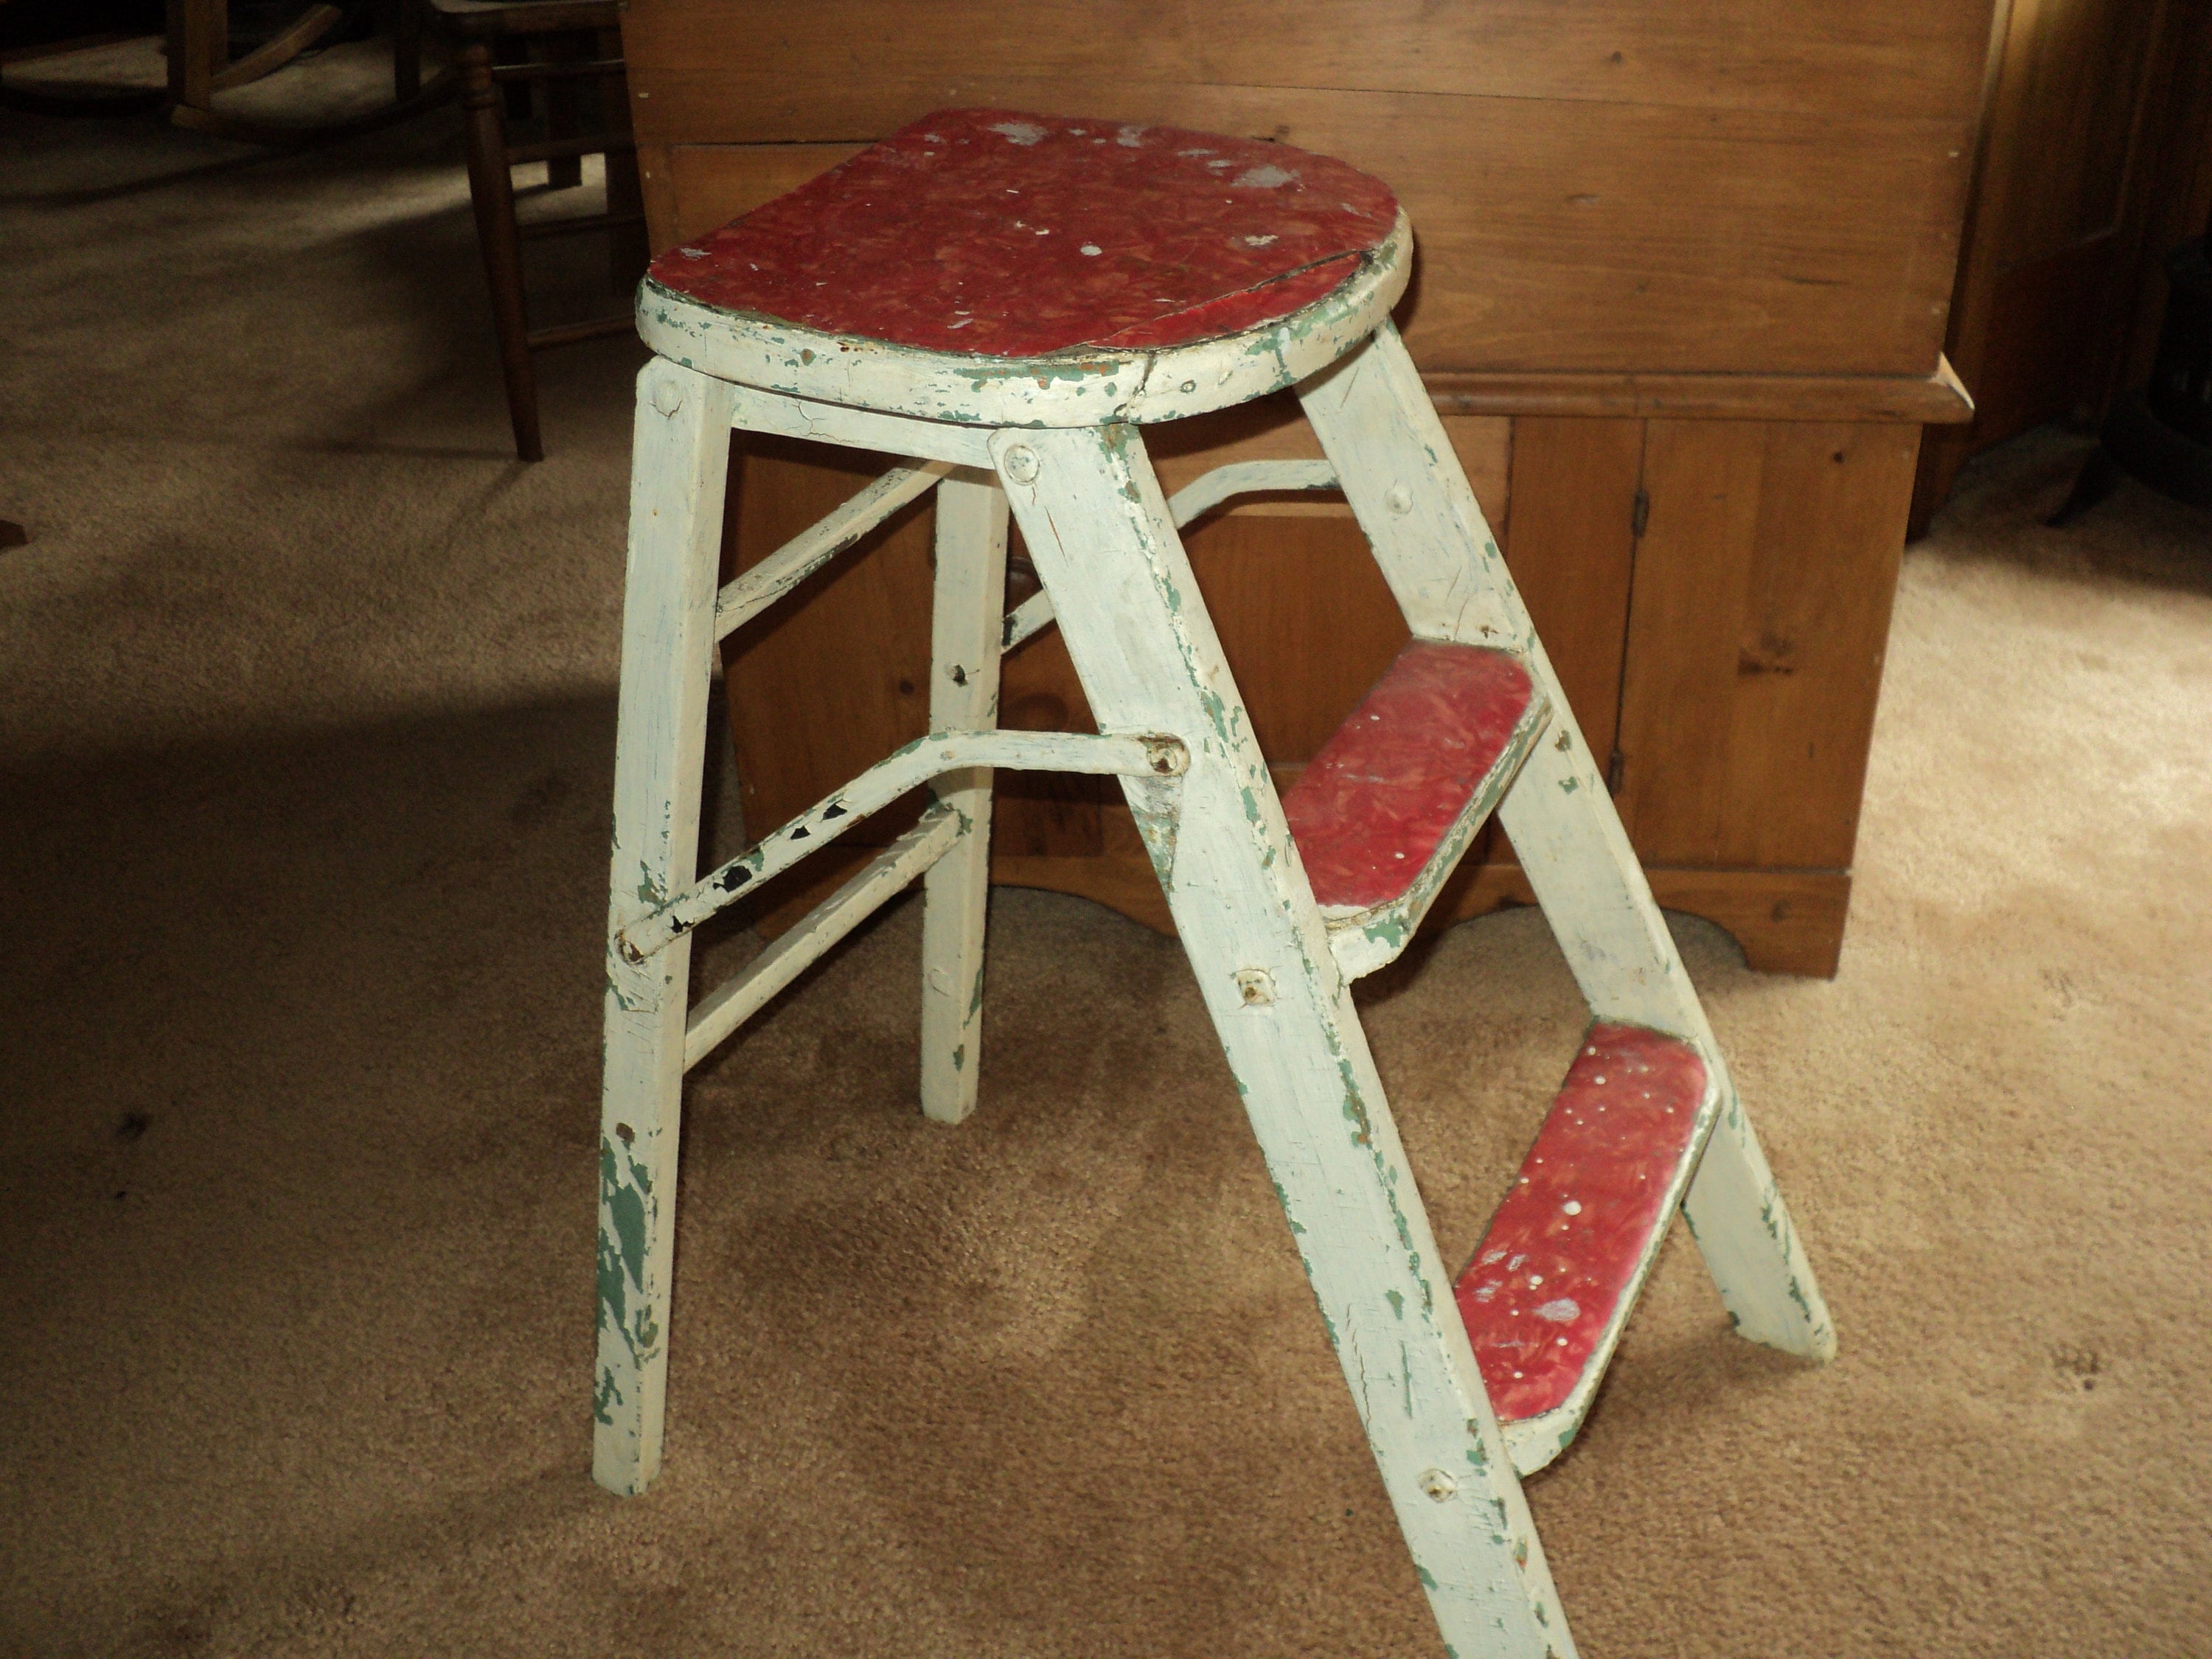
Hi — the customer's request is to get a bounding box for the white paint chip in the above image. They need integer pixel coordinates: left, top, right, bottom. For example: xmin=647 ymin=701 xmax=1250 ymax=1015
xmin=1534 ymin=1298 xmax=1581 ymax=1324
xmin=1243 ymin=234 xmax=1279 ymax=247
xmin=990 ymin=120 xmax=1048 ymax=146
xmin=1079 ymin=243 xmax=1102 ymax=257
xmin=1233 ymin=164 xmax=1298 ymax=189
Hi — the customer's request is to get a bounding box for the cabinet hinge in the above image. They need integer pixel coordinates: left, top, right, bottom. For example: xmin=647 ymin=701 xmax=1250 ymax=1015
xmin=1606 ymin=748 xmax=1626 ymax=796
xmin=1630 ymin=487 xmax=1650 ymax=539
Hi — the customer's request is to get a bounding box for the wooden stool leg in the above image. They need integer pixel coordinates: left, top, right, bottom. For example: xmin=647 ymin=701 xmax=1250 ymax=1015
xmin=458 ymin=41 xmax=543 ymax=462
xmin=594 ymin=360 xmax=737 ymax=1496
xmin=1302 ymin=322 xmax=1835 ymax=1363
xmin=997 ymin=424 xmax=1573 ymax=1659
xmin=919 ymin=472 xmax=1009 ymax=1124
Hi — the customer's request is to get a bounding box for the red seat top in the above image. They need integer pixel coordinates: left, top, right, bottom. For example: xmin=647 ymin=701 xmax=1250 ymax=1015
xmin=646 ymin=108 xmax=1401 ymax=359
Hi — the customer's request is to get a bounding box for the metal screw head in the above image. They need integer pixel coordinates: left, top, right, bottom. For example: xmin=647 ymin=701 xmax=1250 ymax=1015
xmin=651 ymin=378 xmax=684 ymax=417
xmin=1385 ymin=483 xmax=1414 ymax=516
xmin=1418 ymin=1468 xmax=1458 ymax=1502
xmin=1001 ymin=445 xmax=1041 ymax=484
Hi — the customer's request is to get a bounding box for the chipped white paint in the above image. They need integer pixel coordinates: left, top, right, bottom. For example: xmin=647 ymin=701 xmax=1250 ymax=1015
xmin=1004 ymin=459 xmax=1343 ymax=653
xmin=992 ymin=423 xmax=1575 ymax=1659
xmin=683 ymin=806 xmax=964 ymax=1071
xmin=616 ymin=728 xmax=1186 ymax=964
xmin=636 ymin=212 xmax=1410 ymax=430
xmin=594 ymin=358 xmax=735 ymax=1496
xmin=1166 ymin=456 xmax=1339 ymax=522
xmin=726 ymin=381 xmax=995 ymax=467
xmin=714 ymin=460 xmax=953 ymax=639
xmin=919 ymin=473 xmax=1010 ymax=1123
xmin=1301 ymin=323 xmax=1836 ymax=1383
xmin=599 ymin=223 xmax=1834 ymax=1659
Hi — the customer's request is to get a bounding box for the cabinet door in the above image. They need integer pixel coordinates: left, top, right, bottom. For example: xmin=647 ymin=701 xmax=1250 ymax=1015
xmin=1614 ymin=419 xmax=1919 ymax=872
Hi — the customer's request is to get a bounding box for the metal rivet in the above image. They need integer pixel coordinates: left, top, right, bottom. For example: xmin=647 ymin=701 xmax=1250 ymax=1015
xmin=1234 ymin=968 xmax=1274 ymax=1006
xmin=1386 ymin=483 xmax=1413 ymax=515
xmin=1001 ymin=445 xmax=1041 ymax=484
xmin=651 ymin=379 xmax=684 ymax=417
xmin=1179 ymin=379 xmax=1197 ymax=394
xmin=1418 ymin=1468 xmax=1458 ymax=1502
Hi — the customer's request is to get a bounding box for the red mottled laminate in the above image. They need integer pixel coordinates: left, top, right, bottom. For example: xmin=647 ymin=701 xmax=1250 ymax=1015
xmin=1455 ymin=1024 xmax=1708 ymax=1423
xmin=645 ymin=108 xmax=1399 ymax=357
xmin=1281 ymin=641 xmax=1535 ymax=911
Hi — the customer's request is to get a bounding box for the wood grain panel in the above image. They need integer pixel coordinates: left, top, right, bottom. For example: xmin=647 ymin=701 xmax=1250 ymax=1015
xmin=622 ymin=0 xmax=1988 ymax=123
xmin=1496 ymin=417 xmax=1641 ymax=761
xmin=625 ymin=80 xmax=1974 ymax=376
xmin=1614 ymin=420 xmax=1918 ymax=872
xmin=662 ymin=142 xmax=866 ymax=246
xmin=720 ymin=438 xmax=936 ymax=846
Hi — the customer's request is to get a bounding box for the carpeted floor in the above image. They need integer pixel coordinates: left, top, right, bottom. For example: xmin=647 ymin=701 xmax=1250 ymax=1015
xmin=4 ymin=43 xmax=2210 ymax=1659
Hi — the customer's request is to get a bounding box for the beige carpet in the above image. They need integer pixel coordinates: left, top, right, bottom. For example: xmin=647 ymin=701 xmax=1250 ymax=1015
xmin=4 ymin=45 xmax=2210 ymax=1659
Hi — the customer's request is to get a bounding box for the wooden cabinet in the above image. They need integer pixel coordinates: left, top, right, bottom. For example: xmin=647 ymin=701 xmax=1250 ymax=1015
xmin=619 ymin=0 xmax=1994 ymax=976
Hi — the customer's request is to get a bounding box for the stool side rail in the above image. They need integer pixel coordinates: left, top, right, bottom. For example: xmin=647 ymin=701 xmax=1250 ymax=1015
xmin=1002 ymin=457 xmax=1344 ymax=653
xmin=682 ymin=805 xmax=964 ymax=1070
xmin=714 ymin=460 xmax=953 ymax=640
xmin=614 ymin=728 xmax=1187 ymax=961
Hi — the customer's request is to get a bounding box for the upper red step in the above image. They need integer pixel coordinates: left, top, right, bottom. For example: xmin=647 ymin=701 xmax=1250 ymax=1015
xmin=1455 ymin=1024 xmax=1708 ymax=1423
xmin=644 ymin=108 xmax=1401 ymax=358
xmin=1282 ymin=641 xmax=1537 ymax=911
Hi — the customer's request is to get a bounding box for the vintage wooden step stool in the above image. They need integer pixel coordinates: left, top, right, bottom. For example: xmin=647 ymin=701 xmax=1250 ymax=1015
xmin=596 ymin=108 xmax=1834 ymax=1658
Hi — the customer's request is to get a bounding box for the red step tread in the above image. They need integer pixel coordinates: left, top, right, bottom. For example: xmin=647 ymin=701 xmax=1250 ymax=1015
xmin=1455 ymin=1024 xmax=1708 ymax=1424
xmin=1282 ymin=641 xmax=1536 ymax=911
xmin=644 ymin=108 xmax=1400 ymax=359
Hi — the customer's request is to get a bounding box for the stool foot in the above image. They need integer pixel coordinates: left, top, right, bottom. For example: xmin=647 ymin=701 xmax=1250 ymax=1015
xmin=919 ymin=472 xmax=1009 ymax=1124
xmin=594 ymin=361 xmax=735 ymax=1495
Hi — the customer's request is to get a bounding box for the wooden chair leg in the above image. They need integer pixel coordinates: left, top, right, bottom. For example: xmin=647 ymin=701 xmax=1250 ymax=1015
xmin=919 ymin=473 xmax=1009 ymax=1124
xmin=168 ymin=0 xmax=225 ymax=111
xmin=459 ymin=41 xmax=543 ymax=462
xmin=595 ymin=360 xmax=737 ymax=1496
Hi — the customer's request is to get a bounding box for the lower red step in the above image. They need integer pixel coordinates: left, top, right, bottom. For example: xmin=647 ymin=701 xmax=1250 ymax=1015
xmin=1455 ymin=1023 xmax=1712 ymax=1455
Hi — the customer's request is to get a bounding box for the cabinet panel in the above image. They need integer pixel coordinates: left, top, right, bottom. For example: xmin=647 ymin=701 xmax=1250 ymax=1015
xmin=1496 ymin=416 xmax=1642 ymax=762
xmin=1615 ymin=420 xmax=1917 ymax=871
